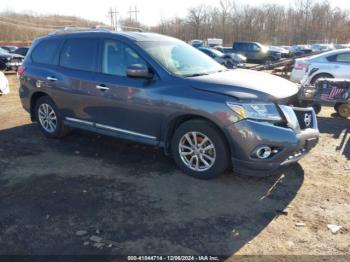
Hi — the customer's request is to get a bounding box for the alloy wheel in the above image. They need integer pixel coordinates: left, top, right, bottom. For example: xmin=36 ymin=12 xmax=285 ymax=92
xmin=178 ymin=131 xmax=216 ymax=172
xmin=38 ymin=103 xmax=57 ymax=133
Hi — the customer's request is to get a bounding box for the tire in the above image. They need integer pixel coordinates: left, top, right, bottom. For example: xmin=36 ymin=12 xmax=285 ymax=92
xmin=171 ymin=119 xmax=230 ymax=179
xmin=312 ymin=103 xmax=322 ymax=115
xmin=310 ymin=73 xmax=333 ymax=85
xmin=334 ymin=102 xmax=342 ymax=112
xmin=265 ymin=57 xmax=273 ymax=65
xmin=35 ymin=96 xmax=70 ymax=138
xmin=226 ymin=61 xmax=234 ymax=69
xmin=338 ymin=104 xmax=350 ymax=118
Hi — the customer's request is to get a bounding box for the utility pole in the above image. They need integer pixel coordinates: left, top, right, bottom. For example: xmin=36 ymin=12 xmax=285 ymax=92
xmin=134 ymin=6 xmax=139 ymax=22
xmin=128 ymin=5 xmax=139 ymax=22
xmin=108 ymin=7 xmax=119 ymax=31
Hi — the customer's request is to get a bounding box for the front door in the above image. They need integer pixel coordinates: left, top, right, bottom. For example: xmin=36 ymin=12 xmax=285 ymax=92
xmin=92 ymin=39 xmax=163 ymax=142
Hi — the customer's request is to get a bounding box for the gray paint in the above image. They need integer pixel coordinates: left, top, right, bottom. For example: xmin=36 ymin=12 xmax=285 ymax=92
xmin=19 ymin=31 xmax=319 ymax=176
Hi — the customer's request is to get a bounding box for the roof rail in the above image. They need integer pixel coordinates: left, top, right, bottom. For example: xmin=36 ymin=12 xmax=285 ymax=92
xmin=120 ymin=26 xmax=144 ymax=32
xmin=48 ymin=26 xmax=113 ymax=35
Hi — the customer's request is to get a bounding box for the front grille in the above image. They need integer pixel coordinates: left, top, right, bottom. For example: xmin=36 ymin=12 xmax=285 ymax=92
xmin=12 ymin=57 xmax=23 ymax=63
xmin=293 ymin=108 xmax=313 ymax=129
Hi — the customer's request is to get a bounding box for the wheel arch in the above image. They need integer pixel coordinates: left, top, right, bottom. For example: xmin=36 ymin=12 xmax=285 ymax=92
xmin=310 ymin=72 xmax=334 ymax=84
xmin=162 ymin=114 xmax=233 ymax=158
xmin=30 ymin=91 xmax=50 ymax=121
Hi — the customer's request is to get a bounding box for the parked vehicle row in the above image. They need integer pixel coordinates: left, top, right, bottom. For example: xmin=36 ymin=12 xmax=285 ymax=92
xmin=0 ymin=47 xmax=24 ymax=71
xmin=19 ymin=30 xmax=319 ymax=179
xmin=0 ymin=45 xmax=30 ymax=56
xmin=291 ymin=49 xmax=350 ymax=84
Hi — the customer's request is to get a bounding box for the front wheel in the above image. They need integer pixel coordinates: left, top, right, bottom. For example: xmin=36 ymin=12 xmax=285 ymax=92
xmin=338 ymin=103 xmax=350 ymax=118
xmin=171 ymin=120 xmax=230 ymax=179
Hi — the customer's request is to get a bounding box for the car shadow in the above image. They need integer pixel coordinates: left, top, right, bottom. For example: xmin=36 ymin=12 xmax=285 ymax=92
xmin=0 ymin=124 xmax=304 ymax=256
xmin=317 ymin=115 xmax=349 ymax=160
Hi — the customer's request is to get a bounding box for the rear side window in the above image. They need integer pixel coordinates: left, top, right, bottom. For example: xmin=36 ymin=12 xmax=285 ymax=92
xmin=31 ymin=39 xmax=61 ymax=65
xmin=60 ymin=38 xmax=99 ymax=72
xmin=335 ymin=53 xmax=350 ymax=63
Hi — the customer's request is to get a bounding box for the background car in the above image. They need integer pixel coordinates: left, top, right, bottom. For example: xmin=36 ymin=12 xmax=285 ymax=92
xmin=0 ymin=47 xmax=24 ymax=71
xmin=213 ymin=46 xmax=247 ymax=64
xmin=290 ymin=45 xmax=313 ymax=56
xmin=0 ymin=70 xmax=10 ymax=95
xmin=291 ymin=49 xmax=350 ymax=84
xmin=311 ymin=43 xmax=335 ymax=53
xmin=13 ymin=47 xmax=30 ymax=57
xmin=1 ymin=45 xmax=18 ymax=53
xmin=269 ymin=45 xmax=292 ymax=58
xmin=190 ymin=39 xmax=204 ymax=48
xmin=232 ymin=41 xmax=281 ymax=64
xmin=198 ymin=47 xmax=242 ymax=68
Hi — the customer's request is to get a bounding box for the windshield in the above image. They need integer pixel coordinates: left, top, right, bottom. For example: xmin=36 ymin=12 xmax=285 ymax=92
xmin=0 ymin=48 xmax=9 ymax=55
xmin=139 ymin=41 xmax=225 ymax=77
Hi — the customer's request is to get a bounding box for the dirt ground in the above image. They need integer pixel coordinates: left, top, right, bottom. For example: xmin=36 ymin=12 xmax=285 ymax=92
xmin=0 ymin=73 xmax=349 ymax=259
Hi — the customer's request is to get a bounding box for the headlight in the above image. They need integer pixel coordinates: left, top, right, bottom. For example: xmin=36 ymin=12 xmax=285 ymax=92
xmin=226 ymin=102 xmax=282 ymax=122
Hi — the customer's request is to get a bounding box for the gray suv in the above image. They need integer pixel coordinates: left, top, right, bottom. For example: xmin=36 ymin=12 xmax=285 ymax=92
xmin=19 ymin=29 xmax=319 ymax=179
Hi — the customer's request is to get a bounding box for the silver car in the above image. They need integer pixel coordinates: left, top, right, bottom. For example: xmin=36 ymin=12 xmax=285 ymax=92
xmin=291 ymin=49 xmax=350 ymax=84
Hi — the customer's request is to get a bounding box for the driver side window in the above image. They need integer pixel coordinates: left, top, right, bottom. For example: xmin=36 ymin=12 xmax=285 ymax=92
xmin=102 ymin=40 xmax=147 ymax=76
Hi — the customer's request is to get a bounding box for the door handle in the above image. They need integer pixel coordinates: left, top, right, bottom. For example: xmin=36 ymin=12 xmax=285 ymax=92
xmin=46 ymin=76 xmax=58 ymax=82
xmin=96 ymin=84 xmax=109 ymax=91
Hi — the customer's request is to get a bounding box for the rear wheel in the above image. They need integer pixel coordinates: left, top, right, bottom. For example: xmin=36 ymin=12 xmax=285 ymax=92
xmin=35 ymin=96 xmax=70 ymax=138
xmin=338 ymin=104 xmax=350 ymax=118
xmin=171 ymin=120 xmax=230 ymax=179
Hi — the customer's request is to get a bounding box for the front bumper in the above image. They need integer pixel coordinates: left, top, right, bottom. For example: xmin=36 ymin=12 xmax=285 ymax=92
xmin=5 ymin=61 xmax=22 ymax=71
xmin=225 ymin=106 xmax=319 ymax=177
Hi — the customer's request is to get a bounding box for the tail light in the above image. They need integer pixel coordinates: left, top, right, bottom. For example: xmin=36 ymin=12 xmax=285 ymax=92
xmin=17 ymin=66 xmax=27 ymax=77
xmin=294 ymin=62 xmax=309 ymax=71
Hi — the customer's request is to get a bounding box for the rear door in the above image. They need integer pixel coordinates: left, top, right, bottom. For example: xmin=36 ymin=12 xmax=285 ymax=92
xmin=52 ymin=37 xmax=102 ymax=124
xmin=330 ymin=52 xmax=350 ymax=78
xmin=24 ymin=38 xmax=63 ymax=102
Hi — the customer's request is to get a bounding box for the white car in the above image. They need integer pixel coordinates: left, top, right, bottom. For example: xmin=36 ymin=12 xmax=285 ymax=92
xmin=0 ymin=71 xmax=9 ymax=95
xmin=290 ymin=49 xmax=350 ymax=84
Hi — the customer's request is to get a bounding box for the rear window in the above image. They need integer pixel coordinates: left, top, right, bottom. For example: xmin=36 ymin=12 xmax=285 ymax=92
xmin=31 ymin=39 xmax=61 ymax=65
xmin=60 ymin=38 xmax=99 ymax=72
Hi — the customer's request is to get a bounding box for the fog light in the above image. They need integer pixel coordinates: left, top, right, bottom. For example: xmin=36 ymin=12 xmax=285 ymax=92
xmin=256 ymin=146 xmax=272 ymax=159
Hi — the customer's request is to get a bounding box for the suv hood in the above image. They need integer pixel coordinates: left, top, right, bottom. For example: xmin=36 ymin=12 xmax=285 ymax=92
xmin=190 ymin=69 xmax=298 ymax=101
xmin=0 ymin=53 xmax=24 ymax=59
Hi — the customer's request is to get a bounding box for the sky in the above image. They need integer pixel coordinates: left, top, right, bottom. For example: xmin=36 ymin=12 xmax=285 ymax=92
xmin=1 ymin=0 xmax=350 ymax=26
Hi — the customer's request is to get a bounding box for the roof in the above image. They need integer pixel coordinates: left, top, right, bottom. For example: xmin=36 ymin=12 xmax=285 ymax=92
xmin=45 ymin=29 xmax=178 ymax=43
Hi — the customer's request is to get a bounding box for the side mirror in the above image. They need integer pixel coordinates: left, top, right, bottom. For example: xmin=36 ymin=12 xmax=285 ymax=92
xmin=126 ymin=64 xmax=153 ymax=79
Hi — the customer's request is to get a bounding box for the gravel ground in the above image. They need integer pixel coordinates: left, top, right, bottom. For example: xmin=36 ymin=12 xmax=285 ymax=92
xmin=0 ymin=73 xmax=349 ymax=259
